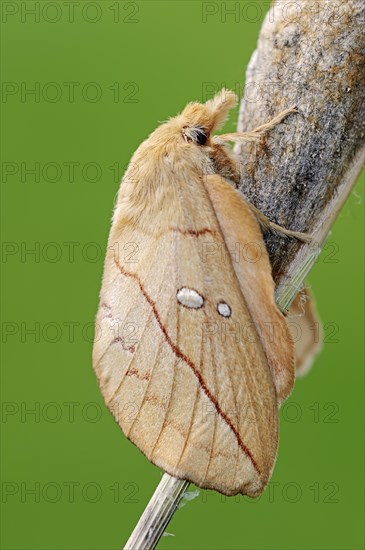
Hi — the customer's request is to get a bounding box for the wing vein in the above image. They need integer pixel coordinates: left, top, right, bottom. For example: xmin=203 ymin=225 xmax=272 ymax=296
xmin=150 ymin=231 xmax=180 ymax=459
xmin=201 ymin=322 xmax=217 ymax=484
xmin=123 ymin=242 xmax=172 ymax=437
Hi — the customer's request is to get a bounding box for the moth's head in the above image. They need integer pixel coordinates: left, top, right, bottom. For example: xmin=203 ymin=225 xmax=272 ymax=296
xmin=178 ymin=89 xmax=237 ymax=146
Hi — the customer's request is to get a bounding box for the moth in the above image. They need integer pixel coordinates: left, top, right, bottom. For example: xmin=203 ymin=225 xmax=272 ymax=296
xmin=93 ymin=90 xmax=315 ymax=497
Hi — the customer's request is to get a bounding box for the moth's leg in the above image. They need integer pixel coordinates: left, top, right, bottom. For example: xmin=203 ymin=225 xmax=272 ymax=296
xmin=208 ymin=147 xmax=310 ymax=241
xmin=247 ymin=200 xmax=311 ymax=243
xmin=212 ymin=106 xmax=297 ymax=145
xmin=210 ymin=107 xmax=309 ymax=241
xmin=209 ymin=143 xmax=242 ymax=186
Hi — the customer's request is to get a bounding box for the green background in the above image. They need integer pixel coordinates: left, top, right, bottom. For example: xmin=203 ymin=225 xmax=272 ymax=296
xmin=1 ymin=1 xmax=364 ymax=549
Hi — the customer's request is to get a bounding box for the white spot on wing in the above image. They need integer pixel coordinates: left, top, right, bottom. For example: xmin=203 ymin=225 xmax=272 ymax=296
xmin=217 ymin=302 xmax=231 ymax=317
xmin=177 ymin=287 xmax=204 ymax=309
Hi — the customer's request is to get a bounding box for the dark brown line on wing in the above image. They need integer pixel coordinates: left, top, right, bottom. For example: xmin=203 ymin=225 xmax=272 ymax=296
xmin=125 ymin=367 xmax=151 ymax=381
xmin=114 ymin=258 xmax=261 ymax=477
xmin=170 ymin=227 xmax=216 ymax=237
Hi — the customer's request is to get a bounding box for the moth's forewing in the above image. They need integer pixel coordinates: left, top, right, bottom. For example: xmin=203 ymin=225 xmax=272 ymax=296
xmin=93 ymin=172 xmax=279 ymax=497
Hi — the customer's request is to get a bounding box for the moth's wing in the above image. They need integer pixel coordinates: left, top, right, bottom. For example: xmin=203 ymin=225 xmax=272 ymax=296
xmin=288 ymin=287 xmax=323 ymax=376
xmin=93 ymin=174 xmax=278 ymax=497
xmin=203 ymin=175 xmax=295 ymax=403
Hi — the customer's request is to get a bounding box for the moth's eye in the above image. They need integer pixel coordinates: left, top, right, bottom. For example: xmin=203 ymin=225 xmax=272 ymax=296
xmin=183 ymin=126 xmax=209 ymax=145
xmin=194 ymin=127 xmax=208 ymax=145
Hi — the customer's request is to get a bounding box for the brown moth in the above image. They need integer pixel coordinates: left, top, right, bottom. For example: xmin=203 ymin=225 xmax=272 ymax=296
xmin=93 ymin=90 xmax=308 ymax=497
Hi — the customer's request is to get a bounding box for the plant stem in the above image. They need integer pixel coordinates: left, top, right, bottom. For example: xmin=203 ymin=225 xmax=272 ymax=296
xmin=123 ymin=474 xmax=189 ymax=550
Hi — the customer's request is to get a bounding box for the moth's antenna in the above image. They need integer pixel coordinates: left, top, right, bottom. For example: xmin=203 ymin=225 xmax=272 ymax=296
xmin=206 ymin=88 xmax=238 ymax=131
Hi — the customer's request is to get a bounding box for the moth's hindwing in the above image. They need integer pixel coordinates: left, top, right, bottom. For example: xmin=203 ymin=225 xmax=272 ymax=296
xmin=288 ymin=287 xmax=322 ymax=377
xmin=204 ymin=175 xmax=295 ymax=403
